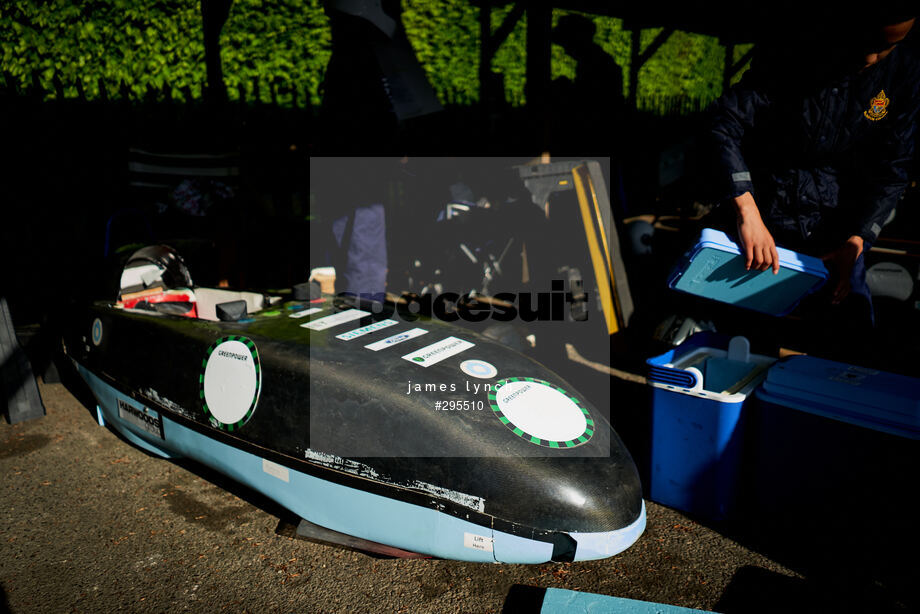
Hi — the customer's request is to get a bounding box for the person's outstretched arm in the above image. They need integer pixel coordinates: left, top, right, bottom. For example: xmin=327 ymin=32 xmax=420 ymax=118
xmin=709 ymin=64 xmax=780 ymax=274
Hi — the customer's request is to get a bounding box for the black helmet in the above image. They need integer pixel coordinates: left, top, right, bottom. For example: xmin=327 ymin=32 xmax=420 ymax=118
xmin=119 ymin=245 xmax=193 ymax=298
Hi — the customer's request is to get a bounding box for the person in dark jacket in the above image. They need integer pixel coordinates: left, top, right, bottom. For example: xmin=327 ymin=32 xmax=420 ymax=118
xmin=310 ymin=157 xmax=403 ymax=301
xmin=709 ymin=15 xmax=919 ymax=329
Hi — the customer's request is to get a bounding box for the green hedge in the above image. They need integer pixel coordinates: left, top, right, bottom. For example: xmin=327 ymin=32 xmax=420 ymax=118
xmin=0 ymin=0 xmax=749 ymax=113
xmin=2 ymin=0 xmax=208 ymax=101
xmin=0 ymin=0 xmax=330 ymax=104
xmin=403 ymin=4 xmax=749 ymax=113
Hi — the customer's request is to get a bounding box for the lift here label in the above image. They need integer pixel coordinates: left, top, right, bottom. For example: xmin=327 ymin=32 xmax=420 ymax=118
xmin=402 ymin=336 xmax=474 ymax=367
xmin=463 ymin=532 xmax=493 ymax=553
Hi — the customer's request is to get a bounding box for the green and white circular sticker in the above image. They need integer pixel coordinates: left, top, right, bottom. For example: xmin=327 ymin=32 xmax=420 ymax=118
xmin=200 ymin=336 xmax=261 ymax=431
xmin=488 ymin=377 xmax=594 ymax=448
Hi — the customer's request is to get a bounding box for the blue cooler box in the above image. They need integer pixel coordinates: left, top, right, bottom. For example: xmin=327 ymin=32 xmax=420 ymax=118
xmin=647 ymin=333 xmax=775 ymax=521
xmin=668 ymin=229 xmax=828 ymax=316
xmin=749 ymin=356 xmax=920 ymax=553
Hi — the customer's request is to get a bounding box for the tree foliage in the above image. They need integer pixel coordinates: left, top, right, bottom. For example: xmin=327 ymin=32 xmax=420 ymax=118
xmin=0 ymin=0 xmax=330 ymax=104
xmin=0 ymin=0 xmax=747 ymax=114
xmin=221 ymin=0 xmax=330 ymax=105
xmin=2 ymin=0 xmax=208 ymax=100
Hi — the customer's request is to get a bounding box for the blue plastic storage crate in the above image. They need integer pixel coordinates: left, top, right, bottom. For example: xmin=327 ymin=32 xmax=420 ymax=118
xmin=757 ymin=356 xmax=920 ymax=438
xmin=748 ymin=356 xmax=920 ymax=549
xmin=647 ymin=333 xmax=775 ymax=521
xmin=668 ymin=229 xmax=828 ymax=316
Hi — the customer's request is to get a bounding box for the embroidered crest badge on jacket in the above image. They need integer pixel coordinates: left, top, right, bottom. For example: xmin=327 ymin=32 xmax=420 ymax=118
xmin=864 ymin=90 xmax=890 ymax=121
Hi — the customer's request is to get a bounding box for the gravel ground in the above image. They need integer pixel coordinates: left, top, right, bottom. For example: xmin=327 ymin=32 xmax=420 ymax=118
xmin=1 ymin=378 xmax=915 ymax=614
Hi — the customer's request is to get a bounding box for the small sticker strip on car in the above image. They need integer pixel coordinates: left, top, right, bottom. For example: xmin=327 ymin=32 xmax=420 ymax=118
xmin=290 ymin=307 xmax=324 ymax=318
xmin=117 ymin=399 xmax=164 ymax=439
xmin=335 ymin=319 xmax=398 ymax=340
xmin=402 ymin=337 xmax=474 ymax=367
xmin=364 ymin=328 xmax=428 ymax=351
xmin=262 ymin=458 xmax=290 ymax=483
xmin=301 ymin=309 xmax=370 ymax=331
xmin=463 ymin=532 xmax=493 ymax=552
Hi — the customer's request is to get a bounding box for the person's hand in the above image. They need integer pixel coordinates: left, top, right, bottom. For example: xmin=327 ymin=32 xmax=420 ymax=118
xmin=733 ymin=192 xmax=780 ymax=274
xmin=822 ymin=235 xmax=864 ymax=304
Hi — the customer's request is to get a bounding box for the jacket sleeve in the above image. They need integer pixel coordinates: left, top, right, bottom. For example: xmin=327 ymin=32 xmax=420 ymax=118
xmin=852 ymin=105 xmax=918 ymax=244
xmin=851 ymin=45 xmax=920 ymax=243
xmin=708 ymin=70 xmax=774 ymax=201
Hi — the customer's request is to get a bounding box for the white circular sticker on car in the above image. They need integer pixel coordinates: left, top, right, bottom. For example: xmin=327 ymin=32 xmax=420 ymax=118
xmin=200 ymin=336 xmax=261 ymax=430
xmin=488 ymin=377 xmax=593 ymax=447
xmin=91 ymin=318 xmax=103 ymax=346
xmin=460 ymin=359 xmax=498 ymax=379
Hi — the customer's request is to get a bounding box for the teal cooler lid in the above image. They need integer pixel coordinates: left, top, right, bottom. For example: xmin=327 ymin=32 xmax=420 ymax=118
xmin=757 ymin=356 xmax=920 ymax=439
xmin=668 ymin=229 xmax=828 ymax=316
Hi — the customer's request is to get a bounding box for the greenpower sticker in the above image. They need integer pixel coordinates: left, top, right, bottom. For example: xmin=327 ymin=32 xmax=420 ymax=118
xmin=487 ymin=377 xmax=593 ymax=448
xmin=199 ymin=336 xmax=261 ymax=431
xmin=402 ymin=336 xmax=474 ymax=367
